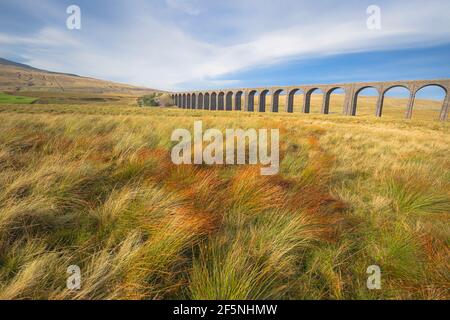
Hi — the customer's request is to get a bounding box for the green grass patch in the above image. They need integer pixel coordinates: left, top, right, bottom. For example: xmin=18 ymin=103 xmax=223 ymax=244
xmin=0 ymin=92 xmax=37 ymax=104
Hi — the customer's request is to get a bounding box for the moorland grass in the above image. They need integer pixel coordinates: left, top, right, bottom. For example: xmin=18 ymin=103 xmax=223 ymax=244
xmin=0 ymin=99 xmax=448 ymax=300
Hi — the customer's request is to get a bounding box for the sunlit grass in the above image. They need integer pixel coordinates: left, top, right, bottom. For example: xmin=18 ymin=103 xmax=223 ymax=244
xmin=0 ymin=101 xmax=448 ymax=300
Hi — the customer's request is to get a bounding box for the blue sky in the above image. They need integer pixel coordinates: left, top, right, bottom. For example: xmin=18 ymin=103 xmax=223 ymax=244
xmin=0 ymin=0 xmax=449 ymax=98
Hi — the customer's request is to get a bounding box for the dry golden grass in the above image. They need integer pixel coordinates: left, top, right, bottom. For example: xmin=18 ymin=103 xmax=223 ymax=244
xmin=0 ymin=100 xmax=448 ymax=300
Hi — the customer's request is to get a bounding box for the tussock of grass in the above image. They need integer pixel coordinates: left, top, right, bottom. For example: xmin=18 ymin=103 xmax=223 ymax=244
xmin=382 ymin=175 xmax=450 ymax=216
xmin=189 ymin=209 xmax=323 ymax=300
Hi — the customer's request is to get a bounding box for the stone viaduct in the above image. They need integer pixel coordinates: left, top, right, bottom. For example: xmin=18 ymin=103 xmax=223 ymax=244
xmin=170 ymin=79 xmax=450 ymax=121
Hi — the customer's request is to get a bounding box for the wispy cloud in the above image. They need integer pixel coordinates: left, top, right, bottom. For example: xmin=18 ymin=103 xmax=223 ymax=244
xmin=166 ymin=0 xmax=204 ymax=15
xmin=0 ymin=28 xmax=79 ymax=46
xmin=1 ymin=0 xmax=449 ymax=90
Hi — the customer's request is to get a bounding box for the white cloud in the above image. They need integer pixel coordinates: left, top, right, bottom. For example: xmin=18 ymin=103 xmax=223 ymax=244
xmin=0 ymin=28 xmax=79 ymax=46
xmin=165 ymin=0 xmax=204 ymax=15
xmin=3 ymin=0 xmax=450 ymax=90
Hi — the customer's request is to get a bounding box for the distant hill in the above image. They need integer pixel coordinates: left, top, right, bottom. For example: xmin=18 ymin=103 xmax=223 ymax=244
xmin=0 ymin=58 xmax=45 ymax=72
xmin=0 ymin=58 xmax=158 ymax=96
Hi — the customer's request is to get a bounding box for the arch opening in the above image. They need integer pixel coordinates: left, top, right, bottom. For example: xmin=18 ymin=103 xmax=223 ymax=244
xmin=198 ymin=93 xmax=204 ymax=109
xmin=353 ymin=87 xmax=379 ymax=116
xmin=305 ymin=88 xmax=324 ymax=114
xmin=204 ymin=93 xmax=210 ymax=110
xmin=218 ymin=92 xmax=225 ymax=111
xmin=272 ymin=89 xmax=285 ymax=113
xmin=210 ymin=92 xmax=217 ymax=110
xmin=182 ymin=94 xmax=186 ymax=108
xmin=226 ymin=92 xmax=233 ymax=111
xmin=325 ymin=88 xmax=345 ymax=115
xmin=187 ymin=94 xmax=191 ymax=109
xmin=413 ymin=85 xmax=447 ymax=121
xmin=381 ymin=86 xmax=410 ymax=119
xmin=235 ymin=91 xmax=243 ymax=111
xmin=247 ymin=90 xmax=257 ymax=112
xmin=192 ymin=93 xmax=197 ymax=109
xmin=287 ymin=89 xmax=304 ymax=113
xmin=259 ymin=90 xmax=270 ymax=112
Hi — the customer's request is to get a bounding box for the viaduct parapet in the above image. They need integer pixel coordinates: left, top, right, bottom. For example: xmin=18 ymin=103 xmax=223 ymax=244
xmin=170 ymin=79 xmax=450 ymax=121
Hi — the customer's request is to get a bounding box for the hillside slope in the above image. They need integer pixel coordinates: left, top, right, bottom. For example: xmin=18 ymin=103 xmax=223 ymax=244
xmin=0 ymin=58 xmax=157 ymax=95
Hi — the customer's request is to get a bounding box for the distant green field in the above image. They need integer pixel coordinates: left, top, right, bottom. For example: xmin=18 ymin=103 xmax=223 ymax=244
xmin=0 ymin=92 xmax=37 ymax=104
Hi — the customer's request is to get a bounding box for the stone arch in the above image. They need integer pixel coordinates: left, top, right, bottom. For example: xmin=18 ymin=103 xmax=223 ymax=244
xmin=218 ymin=92 xmax=225 ymax=110
xmin=247 ymin=90 xmax=257 ymax=112
xmin=416 ymin=83 xmax=447 ymax=94
xmin=259 ymin=89 xmax=270 ymax=112
xmin=272 ymin=89 xmax=285 ymax=112
xmin=192 ymin=93 xmax=197 ymax=109
xmin=187 ymin=94 xmax=191 ymax=109
xmin=226 ymin=92 xmax=233 ymax=111
xmin=235 ymin=91 xmax=243 ymax=111
xmin=380 ymin=85 xmax=411 ymax=118
xmin=198 ymin=93 xmax=204 ymax=109
xmin=352 ymin=86 xmax=380 ymax=116
xmin=182 ymin=94 xmax=186 ymax=108
xmin=204 ymin=93 xmax=210 ymax=110
xmin=287 ymin=88 xmax=304 ymax=113
xmin=304 ymin=88 xmax=325 ymax=114
xmin=413 ymin=84 xmax=448 ymax=121
xmin=211 ymin=92 xmax=217 ymax=110
xmin=324 ymin=87 xmax=346 ymax=114
xmin=383 ymin=84 xmax=410 ymax=93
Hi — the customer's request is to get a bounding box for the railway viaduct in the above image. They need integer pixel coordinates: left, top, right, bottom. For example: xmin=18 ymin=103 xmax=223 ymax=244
xmin=170 ymin=79 xmax=450 ymax=121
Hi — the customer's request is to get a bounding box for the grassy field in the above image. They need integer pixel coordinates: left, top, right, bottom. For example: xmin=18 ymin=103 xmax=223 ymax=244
xmin=0 ymin=92 xmax=37 ymax=104
xmin=0 ymin=98 xmax=448 ymax=300
xmin=0 ymin=91 xmax=145 ymax=106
